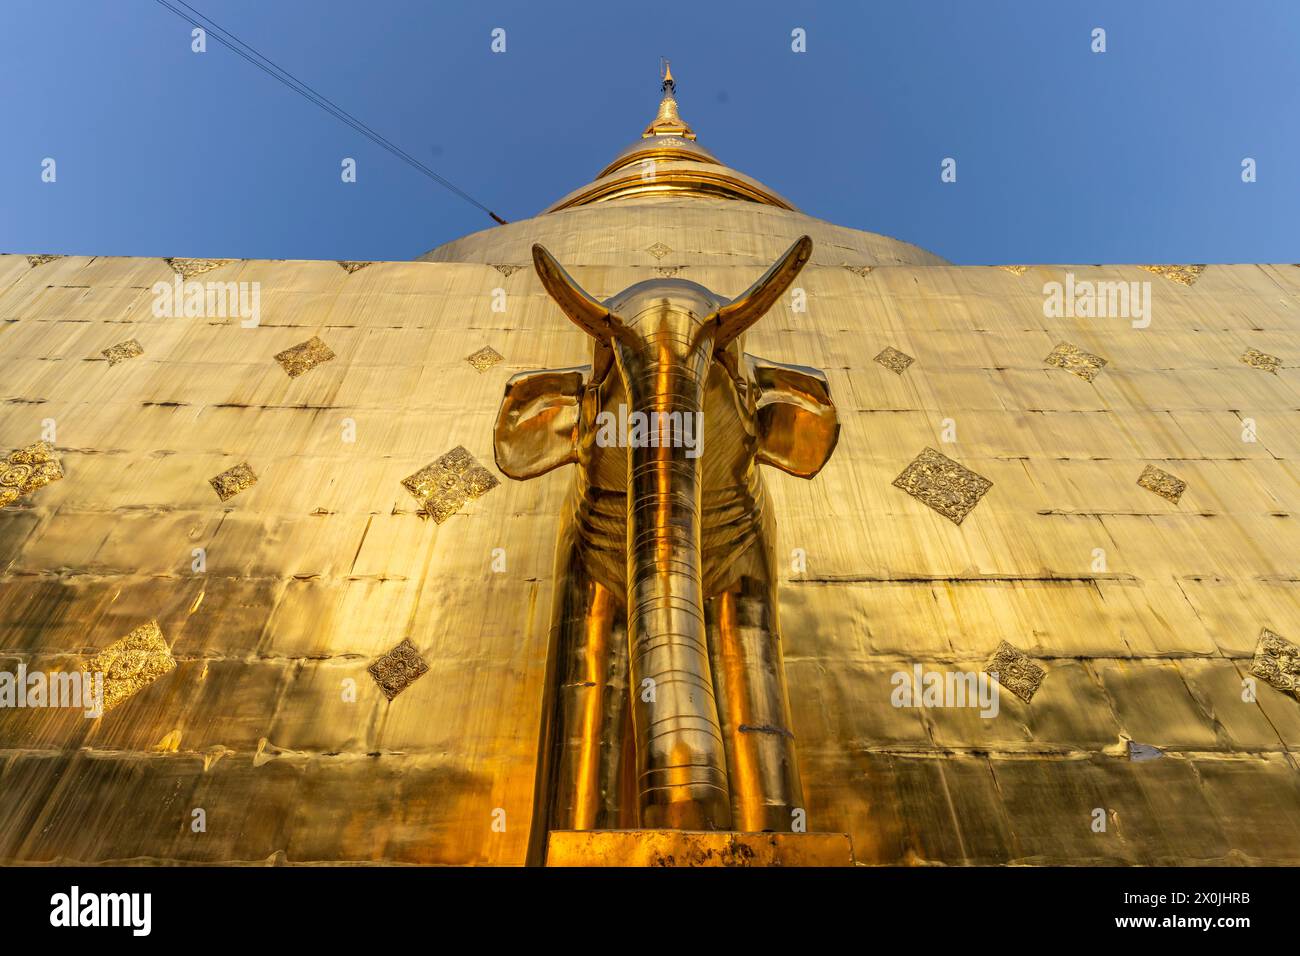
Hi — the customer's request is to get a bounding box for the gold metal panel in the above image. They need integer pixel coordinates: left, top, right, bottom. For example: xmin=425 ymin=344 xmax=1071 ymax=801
xmin=422 ymin=199 xmax=947 ymax=268
xmin=2 ymin=197 xmax=1300 ymax=867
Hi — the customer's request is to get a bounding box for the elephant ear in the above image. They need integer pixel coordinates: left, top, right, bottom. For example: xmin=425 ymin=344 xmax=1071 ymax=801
xmin=747 ymin=355 xmax=840 ymax=479
xmin=493 ymin=366 xmax=589 ymax=480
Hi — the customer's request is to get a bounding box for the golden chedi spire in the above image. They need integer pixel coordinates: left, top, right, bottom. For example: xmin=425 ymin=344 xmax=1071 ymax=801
xmin=642 ymin=60 xmax=696 ymax=140
xmin=545 ymin=61 xmax=797 ymax=213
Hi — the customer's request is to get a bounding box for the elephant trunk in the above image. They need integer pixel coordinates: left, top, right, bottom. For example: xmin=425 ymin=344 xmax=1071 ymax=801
xmin=621 ymin=339 xmax=732 ymax=830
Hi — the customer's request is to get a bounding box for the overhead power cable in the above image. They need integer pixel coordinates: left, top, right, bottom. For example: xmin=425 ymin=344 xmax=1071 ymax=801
xmin=152 ymin=0 xmax=508 ymax=224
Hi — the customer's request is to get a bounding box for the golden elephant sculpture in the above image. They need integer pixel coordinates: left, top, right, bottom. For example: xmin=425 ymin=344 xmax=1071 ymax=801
xmin=493 ymin=236 xmax=839 ymax=860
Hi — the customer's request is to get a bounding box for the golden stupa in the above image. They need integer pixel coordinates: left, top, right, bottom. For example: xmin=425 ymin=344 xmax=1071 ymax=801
xmin=1 ymin=67 xmax=1299 ymax=867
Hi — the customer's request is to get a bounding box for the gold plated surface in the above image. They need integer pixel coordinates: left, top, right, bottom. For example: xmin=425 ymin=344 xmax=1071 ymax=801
xmin=546 ymin=829 xmax=854 ymax=867
xmin=3 ymin=248 xmax=1300 ymax=865
xmin=641 ymin=76 xmax=695 ymax=139
xmin=549 ymin=167 xmax=797 ymax=214
xmin=506 ymin=237 xmax=827 ymax=840
xmin=3 ymin=70 xmax=1300 ymax=867
xmin=545 ymin=69 xmax=797 ymax=214
xmin=597 ymin=140 xmax=722 ymax=180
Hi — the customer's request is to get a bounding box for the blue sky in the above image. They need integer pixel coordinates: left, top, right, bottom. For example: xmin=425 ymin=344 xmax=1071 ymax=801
xmin=2 ymin=0 xmax=1297 ymax=264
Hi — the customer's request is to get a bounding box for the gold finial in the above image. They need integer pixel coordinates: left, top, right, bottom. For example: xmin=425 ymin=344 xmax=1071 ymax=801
xmin=644 ymin=59 xmax=695 ymax=140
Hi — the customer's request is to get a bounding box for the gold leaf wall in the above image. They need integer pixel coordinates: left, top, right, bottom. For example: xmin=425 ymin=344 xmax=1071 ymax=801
xmin=2 ymin=198 xmax=1299 ymax=863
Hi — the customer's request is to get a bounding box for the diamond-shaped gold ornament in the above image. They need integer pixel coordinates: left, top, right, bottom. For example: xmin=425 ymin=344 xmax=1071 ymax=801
xmin=646 ymin=242 xmax=672 ymax=260
xmin=1241 ymin=348 xmax=1281 ymax=373
xmin=843 ymin=264 xmax=873 ymax=278
xmin=274 ymin=336 xmax=336 ymax=378
xmin=0 ymin=441 xmax=63 ymax=509
xmin=466 ymin=345 xmax=504 ymax=372
xmin=493 ymin=264 xmax=523 ymax=278
xmin=874 ymin=346 xmax=915 ymax=374
xmin=892 ymin=447 xmax=993 ymax=525
xmin=102 ymin=339 xmax=144 ymax=366
xmin=401 ymin=446 xmax=499 ymax=523
xmin=337 ymin=260 xmax=372 ymax=274
xmin=1137 ymin=464 xmax=1186 ymax=504
xmin=368 ymin=638 xmax=429 ymax=701
xmin=1251 ymin=627 xmax=1300 ymax=700
xmin=461 ymin=464 xmax=498 ymax=498
xmin=986 ymin=640 xmax=1046 ymax=704
xmin=1045 ymin=341 xmax=1108 ymax=382
xmin=165 ymin=258 xmax=232 ymax=280
xmin=1140 ymin=264 xmax=1206 ymax=286
xmin=209 ymin=462 xmax=258 ymax=502
xmin=82 ymin=620 xmax=176 ymax=714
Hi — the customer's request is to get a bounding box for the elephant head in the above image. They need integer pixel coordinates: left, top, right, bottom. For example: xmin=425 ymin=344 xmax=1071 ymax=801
xmin=494 ymin=236 xmax=838 ymax=830
xmin=495 ymin=236 xmax=838 ymax=481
